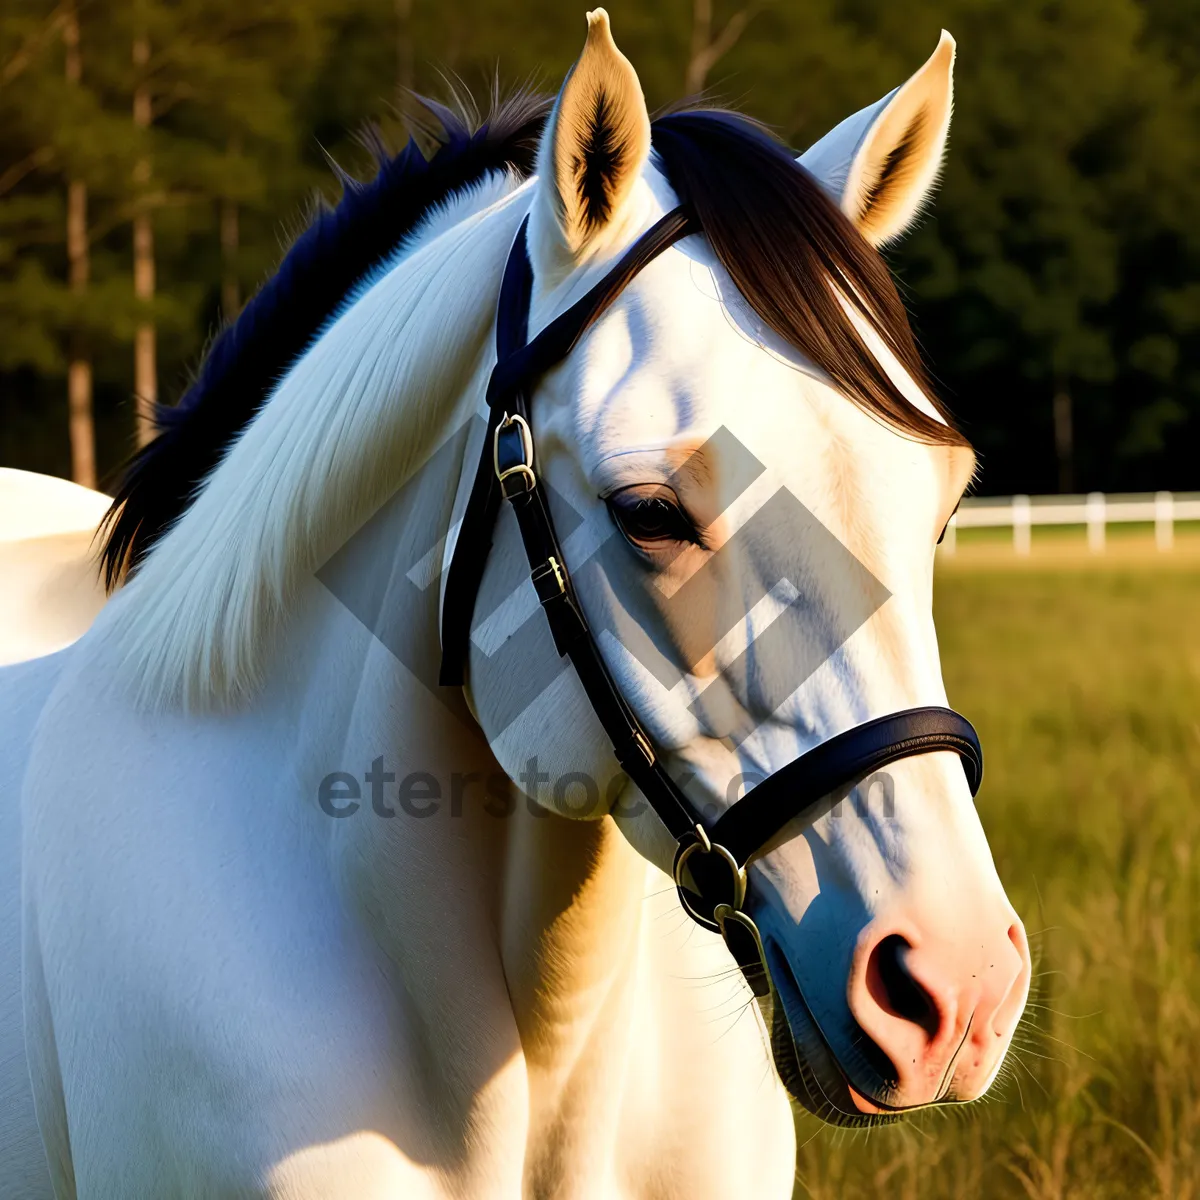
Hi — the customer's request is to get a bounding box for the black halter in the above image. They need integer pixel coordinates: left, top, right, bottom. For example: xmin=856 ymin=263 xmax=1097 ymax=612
xmin=440 ymin=207 xmax=982 ymax=988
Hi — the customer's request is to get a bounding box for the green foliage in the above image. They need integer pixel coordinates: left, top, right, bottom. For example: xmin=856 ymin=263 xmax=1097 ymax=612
xmin=1 ymin=0 xmax=1198 ymax=489
xmin=894 ymin=0 xmax=1200 ymax=491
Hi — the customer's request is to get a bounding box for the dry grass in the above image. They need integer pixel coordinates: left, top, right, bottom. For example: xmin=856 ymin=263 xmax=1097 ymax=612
xmin=792 ymin=556 xmax=1200 ymax=1199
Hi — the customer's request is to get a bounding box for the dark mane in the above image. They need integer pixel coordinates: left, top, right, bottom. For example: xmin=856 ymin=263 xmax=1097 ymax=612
xmin=99 ymin=90 xmax=552 ymax=589
xmin=101 ymin=95 xmax=965 ymax=590
xmin=650 ymin=109 xmax=966 ymax=451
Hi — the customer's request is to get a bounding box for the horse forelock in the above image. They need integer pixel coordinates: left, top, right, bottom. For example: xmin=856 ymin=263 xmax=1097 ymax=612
xmin=648 ymin=109 xmax=969 ymax=452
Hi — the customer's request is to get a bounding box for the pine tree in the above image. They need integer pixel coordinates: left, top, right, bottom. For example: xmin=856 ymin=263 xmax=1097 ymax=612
xmin=3 ymin=0 xmax=1199 ymax=492
xmin=63 ymin=0 xmax=94 ymax=487
xmin=131 ymin=19 xmax=155 ymax=447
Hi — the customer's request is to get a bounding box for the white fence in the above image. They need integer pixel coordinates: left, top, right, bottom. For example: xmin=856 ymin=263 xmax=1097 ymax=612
xmin=942 ymin=491 xmax=1200 ymax=554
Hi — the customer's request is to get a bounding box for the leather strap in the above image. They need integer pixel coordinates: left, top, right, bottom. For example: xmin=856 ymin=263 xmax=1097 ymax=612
xmin=441 ymin=207 xmax=706 ymax=841
xmin=439 ymin=207 xmax=701 ymax=687
xmin=506 ymin=469 xmax=702 ymax=841
xmin=711 ymin=707 xmax=982 ymax=866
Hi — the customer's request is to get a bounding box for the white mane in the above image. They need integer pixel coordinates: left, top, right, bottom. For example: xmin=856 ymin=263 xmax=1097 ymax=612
xmin=101 ymin=176 xmax=530 ymax=711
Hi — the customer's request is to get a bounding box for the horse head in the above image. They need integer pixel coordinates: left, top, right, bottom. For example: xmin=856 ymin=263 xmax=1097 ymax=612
xmin=467 ymin=11 xmax=1030 ymax=1123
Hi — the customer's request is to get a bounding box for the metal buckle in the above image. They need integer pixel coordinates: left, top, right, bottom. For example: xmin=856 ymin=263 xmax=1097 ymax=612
xmin=674 ymin=834 xmax=767 ymax=995
xmin=530 ymin=557 xmax=567 ymax=603
xmin=672 ymin=826 xmax=747 ymax=932
xmin=494 ymin=412 xmax=536 ymax=496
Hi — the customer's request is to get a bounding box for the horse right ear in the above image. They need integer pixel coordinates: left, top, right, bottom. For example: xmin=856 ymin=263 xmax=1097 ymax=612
xmin=799 ymin=31 xmax=956 ymax=247
xmin=532 ymin=9 xmax=651 ymax=268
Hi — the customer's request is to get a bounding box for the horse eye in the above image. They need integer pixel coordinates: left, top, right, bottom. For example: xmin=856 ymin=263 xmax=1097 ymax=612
xmin=606 ymin=485 xmax=700 ymax=550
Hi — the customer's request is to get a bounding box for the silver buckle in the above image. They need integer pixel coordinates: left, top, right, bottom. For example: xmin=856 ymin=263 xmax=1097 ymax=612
xmin=494 ymin=412 xmax=536 ymax=495
xmin=530 ymin=556 xmax=567 ymax=603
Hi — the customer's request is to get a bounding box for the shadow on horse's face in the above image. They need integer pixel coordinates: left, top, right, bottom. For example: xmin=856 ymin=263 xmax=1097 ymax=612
xmin=468 ymin=10 xmax=1030 ymax=1124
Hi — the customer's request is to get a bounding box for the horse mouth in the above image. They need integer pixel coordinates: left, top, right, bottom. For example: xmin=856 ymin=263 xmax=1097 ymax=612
xmin=761 ymin=939 xmax=905 ymax=1127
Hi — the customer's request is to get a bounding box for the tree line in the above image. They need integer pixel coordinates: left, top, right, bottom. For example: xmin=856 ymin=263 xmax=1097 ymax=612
xmin=2 ymin=0 xmax=1198 ymax=495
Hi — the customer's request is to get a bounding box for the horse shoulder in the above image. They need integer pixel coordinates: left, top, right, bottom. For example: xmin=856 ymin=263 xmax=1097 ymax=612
xmin=13 ymin=614 xmax=518 ymax=1197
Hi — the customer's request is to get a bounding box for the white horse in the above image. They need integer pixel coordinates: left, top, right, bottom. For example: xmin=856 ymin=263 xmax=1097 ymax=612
xmin=0 ymin=469 xmax=110 ymax=667
xmin=1 ymin=13 xmax=1030 ymax=1197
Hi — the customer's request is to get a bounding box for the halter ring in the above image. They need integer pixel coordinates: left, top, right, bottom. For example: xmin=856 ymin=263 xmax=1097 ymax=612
xmin=672 ymin=834 xmax=747 ymax=932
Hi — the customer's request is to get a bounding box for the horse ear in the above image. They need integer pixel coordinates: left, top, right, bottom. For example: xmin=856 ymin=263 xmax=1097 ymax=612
xmin=534 ymin=9 xmax=651 ymax=260
xmin=799 ymin=31 xmax=956 ymax=247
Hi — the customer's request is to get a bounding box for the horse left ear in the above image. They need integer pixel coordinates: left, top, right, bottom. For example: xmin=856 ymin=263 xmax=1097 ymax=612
xmin=535 ymin=9 xmax=651 ymax=261
xmin=799 ymin=31 xmax=956 ymax=246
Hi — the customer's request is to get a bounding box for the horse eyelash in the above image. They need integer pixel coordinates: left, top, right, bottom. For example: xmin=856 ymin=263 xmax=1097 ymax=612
xmin=599 ymin=489 xmax=708 ymax=551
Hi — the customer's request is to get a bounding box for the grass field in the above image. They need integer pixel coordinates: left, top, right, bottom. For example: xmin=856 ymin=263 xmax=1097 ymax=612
xmin=792 ymin=535 xmax=1200 ymax=1199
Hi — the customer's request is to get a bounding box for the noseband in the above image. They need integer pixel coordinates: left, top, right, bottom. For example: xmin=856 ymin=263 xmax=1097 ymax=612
xmin=440 ymin=208 xmax=982 ymax=991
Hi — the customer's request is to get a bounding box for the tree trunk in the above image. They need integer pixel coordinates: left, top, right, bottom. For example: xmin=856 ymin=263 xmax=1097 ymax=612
xmin=686 ymin=0 xmax=754 ymax=96
xmin=686 ymin=0 xmax=713 ymax=94
xmin=1053 ymin=385 xmax=1075 ymax=493
xmin=64 ymin=1 xmax=95 ymax=488
xmin=132 ymin=31 xmax=156 ymax=447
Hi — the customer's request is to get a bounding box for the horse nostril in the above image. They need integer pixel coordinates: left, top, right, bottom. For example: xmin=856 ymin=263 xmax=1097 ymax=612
xmin=867 ymin=934 xmax=940 ymax=1040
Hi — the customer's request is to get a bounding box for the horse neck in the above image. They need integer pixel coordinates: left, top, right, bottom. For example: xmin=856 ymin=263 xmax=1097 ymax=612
xmin=278 ymin=338 xmax=658 ymax=1145
xmin=500 ymin=801 xmax=652 ymax=1145
xmin=292 ymin=541 xmax=658 ymax=1166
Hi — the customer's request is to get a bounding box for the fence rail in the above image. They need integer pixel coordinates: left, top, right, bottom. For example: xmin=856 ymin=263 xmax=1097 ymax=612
xmin=942 ymin=491 xmax=1200 ymax=554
